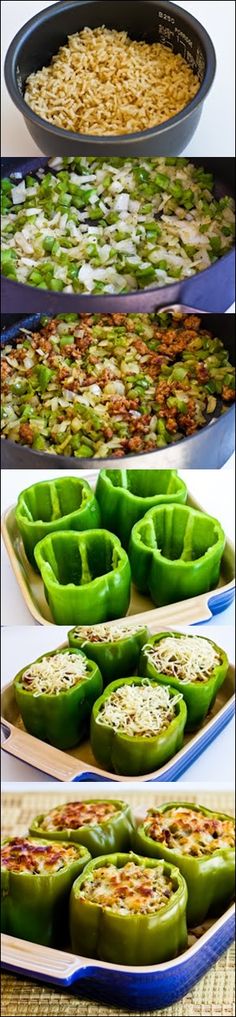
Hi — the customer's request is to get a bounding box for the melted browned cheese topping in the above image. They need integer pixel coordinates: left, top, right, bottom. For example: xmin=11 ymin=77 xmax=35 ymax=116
xmin=144 ymin=808 xmax=235 ymax=857
xmin=80 ymin=860 xmax=175 ymax=914
xmin=41 ymin=801 xmax=118 ymax=832
xmin=1 ymin=837 xmax=80 ymax=873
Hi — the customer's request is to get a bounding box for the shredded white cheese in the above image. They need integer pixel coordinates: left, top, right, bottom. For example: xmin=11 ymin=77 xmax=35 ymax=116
xmin=20 ymin=653 xmax=88 ymax=696
xmin=145 ymin=636 xmax=221 ymax=684
xmin=97 ymin=681 xmax=182 ymax=737
xmin=73 ymin=623 xmax=145 ymax=643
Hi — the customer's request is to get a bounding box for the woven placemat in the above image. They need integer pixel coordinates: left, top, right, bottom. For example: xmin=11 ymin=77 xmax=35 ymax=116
xmin=1 ymin=792 xmax=235 ymax=1017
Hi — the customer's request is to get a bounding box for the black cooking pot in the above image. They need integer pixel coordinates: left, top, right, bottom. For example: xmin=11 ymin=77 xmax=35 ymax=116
xmin=1 ymin=157 xmax=235 ymax=314
xmin=1 ymin=313 xmax=235 ymax=470
xmin=4 ymin=0 xmax=216 ymax=157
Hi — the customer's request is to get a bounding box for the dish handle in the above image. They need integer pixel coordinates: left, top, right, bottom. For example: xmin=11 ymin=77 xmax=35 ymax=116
xmin=1 ymin=934 xmax=90 ymax=986
xmin=0 ymin=719 xmax=93 ymax=781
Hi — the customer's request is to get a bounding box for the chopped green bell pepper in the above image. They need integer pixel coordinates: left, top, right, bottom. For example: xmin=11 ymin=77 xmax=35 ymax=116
xmin=15 ymin=476 xmax=101 ymax=569
xmin=70 ymin=851 xmax=188 ymax=965
xmin=1 ymin=836 xmax=90 ymax=947
xmin=96 ymin=469 xmax=187 ymax=549
xmin=139 ymin=632 xmax=229 ymax=730
xmin=34 ymin=530 xmax=131 ymax=625
xmin=129 ymin=504 xmax=225 ymax=607
xmin=90 ymin=677 xmax=187 ymax=776
xmin=133 ymin=804 xmax=235 ymax=927
xmin=29 ymin=800 xmax=134 ymax=857
xmin=68 ymin=623 xmax=150 ymax=686
xmin=14 ymin=647 xmax=103 ymax=750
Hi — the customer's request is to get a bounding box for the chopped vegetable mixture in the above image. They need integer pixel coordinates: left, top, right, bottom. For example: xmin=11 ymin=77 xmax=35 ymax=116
xmin=1 ymin=157 xmax=235 ymax=294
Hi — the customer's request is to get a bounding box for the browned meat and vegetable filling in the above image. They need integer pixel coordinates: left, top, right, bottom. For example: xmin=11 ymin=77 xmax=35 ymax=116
xmin=1 ymin=313 xmax=235 ymax=458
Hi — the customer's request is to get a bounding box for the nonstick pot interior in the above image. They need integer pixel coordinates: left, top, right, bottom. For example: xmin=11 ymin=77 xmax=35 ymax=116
xmin=4 ymin=0 xmax=216 ymax=156
xmin=1 ymin=313 xmax=235 ymax=470
xmin=1 ymin=158 xmax=235 ymax=315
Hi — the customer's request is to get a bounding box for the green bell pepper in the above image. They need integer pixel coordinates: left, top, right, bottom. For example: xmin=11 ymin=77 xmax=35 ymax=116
xmin=96 ymin=469 xmax=187 ymax=549
xmin=68 ymin=623 xmax=151 ymax=686
xmin=90 ymin=677 xmax=187 ymax=776
xmin=14 ymin=647 xmax=103 ymax=750
xmin=70 ymin=851 xmax=188 ymax=965
xmin=15 ymin=476 xmax=101 ymax=569
xmin=133 ymin=804 xmax=235 ymax=927
xmin=1 ymin=836 xmax=90 ymax=947
xmin=29 ymin=799 xmax=134 ymax=857
xmin=139 ymin=632 xmax=229 ymax=730
xmin=129 ymin=504 xmax=225 ymax=607
xmin=34 ymin=529 xmax=131 ymax=626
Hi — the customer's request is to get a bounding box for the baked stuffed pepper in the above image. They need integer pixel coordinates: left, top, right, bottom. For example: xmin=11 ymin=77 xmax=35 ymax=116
xmin=34 ymin=529 xmax=131 ymax=625
xmin=96 ymin=469 xmax=187 ymax=549
xmin=129 ymin=504 xmax=225 ymax=607
xmin=1 ymin=836 xmax=90 ymax=946
xmin=140 ymin=632 xmax=229 ymax=730
xmin=70 ymin=852 xmax=188 ymax=965
xmin=30 ymin=799 xmax=134 ymax=856
xmin=15 ymin=475 xmax=101 ymax=568
xmin=133 ymin=804 xmax=235 ymax=926
xmin=14 ymin=647 xmax=103 ymax=750
xmin=90 ymin=677 xmax=187 ymax=776
xmin=68 ymin=622 xmax=150 ymax=685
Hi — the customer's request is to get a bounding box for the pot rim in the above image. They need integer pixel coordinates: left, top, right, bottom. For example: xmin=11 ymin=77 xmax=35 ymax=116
xmin=4 ymin=0 xmax=216 ymax=144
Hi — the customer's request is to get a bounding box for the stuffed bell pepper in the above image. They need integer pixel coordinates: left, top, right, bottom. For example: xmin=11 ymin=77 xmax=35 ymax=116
xmin=90 ymin=677 xmax=187 ymax=776
xmin=30 ymin=799 xmax=134 ymax=856
xmin=129 ymin=504 xmax=225 ymax=607
xmin=70 ymin=851 xmax=188 ymax=965
xmin=133 ymin=804 xmax=235 ymax=926
xmin=14 ymin=647 xmax=103 ymax=750
xmin=15 ymin=476 xmax=101 ymax=568
xmin=1 ymin=836 xmax=90 ymax=946
xmin=96 ymin=469 xmax=187 ymax=549
xmin=68 ymin=622 xmax=150 ymax=685
xmin=34 ymin=529 xmax=131 ymax=625
xmin=140 ymin=632 xmax=229 ymax=730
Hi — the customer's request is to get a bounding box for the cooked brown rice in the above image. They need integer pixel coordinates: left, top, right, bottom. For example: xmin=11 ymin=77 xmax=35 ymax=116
xmin=24 ymin=26 xmax=200 ymax=136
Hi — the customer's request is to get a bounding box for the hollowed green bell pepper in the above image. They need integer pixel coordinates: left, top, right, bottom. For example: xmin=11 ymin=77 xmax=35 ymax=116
xmin=1 ymin=836 xmax=90 ymax=947
xmin=139 ymin=632 xmax=229 ymax=731
xmin=133 ymin=804 xmax=235 ymax=927
xmin=96 ymin=469 xmax=187 ymax=549
xmin=34 ymin=529 xmax=131 ymax=625
xmin=70 ymin=851 xmax=188 ymax=965
xmin=90 ymin=677 xmax=187 ymax=776
xmin=29 ymin=799 xmax=134 ymax=857
xmin=129 ymin=504 xmax=225 ymax=607
xmin=14 ymin=647 xmax=103 ymax=750
xmin=68 ymin=623 xmax=150 ymax=686
xmin=15 ymin=476 xmax=101 ymax=569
